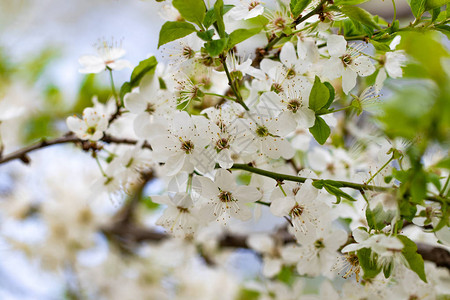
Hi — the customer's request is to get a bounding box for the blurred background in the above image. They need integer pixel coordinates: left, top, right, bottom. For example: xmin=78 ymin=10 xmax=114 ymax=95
xmin=0 ymin=0 xmax=416 ymax=299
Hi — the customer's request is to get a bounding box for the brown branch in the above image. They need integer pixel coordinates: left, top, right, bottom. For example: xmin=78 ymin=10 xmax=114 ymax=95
xmin=102 ymin=222 xmax=450 ymax=270
xmin=0 ymin=133 xmax=151 ymax=165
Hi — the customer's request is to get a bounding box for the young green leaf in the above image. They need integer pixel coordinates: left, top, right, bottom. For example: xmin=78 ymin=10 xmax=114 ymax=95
xmin=120 ymin=56 xmax=158 ymax=100
xmin=214 ymin=0 xmax=226 ymax=38
xmin=290 ymin=0 xmax=313 ymax=17
xmin=397 ymin=235 xmax=427 ymax=282
xmin=158 ymin=21 xmax=197 ymax=48
xmin=203 ymin=5 xmax=234 ymax=28
xmin=340 ymin=6 xmax=381 ymax=30
xmin=173 ymin=0 xmax=206 ymax=28
xmin=204 ymin=38 xmax=228 ymax=56
xmin=357 ymin=248 xmax=382 ymax=279
xmin=309 ymin=116 xmax=330 ymax=145
xmin=197 ymin=29 xmax=215 ymax=41
xmin=309 ymin=76 xmax=330 ymax=111
xmin=227 ymin=27 xmax=261 ymax=49
xmin=405 ymin=0 xmax=427 ymax=18
xmin=335 ymin=0 xmax=370 ymax=4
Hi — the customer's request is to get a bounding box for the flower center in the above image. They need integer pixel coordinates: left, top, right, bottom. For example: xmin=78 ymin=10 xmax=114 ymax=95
xmin=255 ymin=125 xmax=269 ymax=137
xmin=146 ymin=103 xmax=155 ymax=114
xmin=218 ymin=190 xmax=234 ymax=203
xmin=290 ymin=205 xmax=304 ymax=218
xmin=273 ymin=17 xmax=286 ymax=30
xmin=341 ymin=54 xmax=352 ymax=66
xmin=314 ymin=238 xmax=325 ymax=249
xmin=181 ymin=140 xmax=194 ymax=154
xmin=87 ymin=127 xmax=96 ymax=135
xmin=215 ymin=138 xmax=230 ymax=150
xmin=287 ymin=99 xmax=301 ymax=113
xmin=182 ymin=46 xmax=195 ymax=60
xmin=248 ymin=1 xmax=259 ymax=10
xmin=271 ymin=83 xmax=283 ymax=94
xmin=177 ymin=206 xmax=190 ymax=213
xmin=286 ymin=68 xmax=296 ymax=79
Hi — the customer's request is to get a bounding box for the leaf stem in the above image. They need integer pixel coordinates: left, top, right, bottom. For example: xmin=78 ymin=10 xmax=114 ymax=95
xmin=204 ymin=92 xmax=237 ymax=102
xmin=366 ymin=155 xmax=394 ymax=184
xmin=221 ymin=57 xmax=249 ymax=111
xmin=108 ymin=68 xmax=120 ymax=107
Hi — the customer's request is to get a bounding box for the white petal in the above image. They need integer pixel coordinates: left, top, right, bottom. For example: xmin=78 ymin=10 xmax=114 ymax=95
xmin=247 ymin=234 xmax=274 ymax=253
xmin=374 ymin=68 xmax=387 ymax=93
xmin=124 ymin=92 xmax=147 ymax=113
xmin=327 ymin=35 xmax=347 ymax=57
xmin=270 ymin=196 xmax=296 ymax=217
xmin=351 ymin=56 xmax=375 ymax=77
xmin=342 ymin=68 xmax=357 ymax=94
xmin=215 ymin=168 xmax=236 ymax=192
xmin=108 ymin=59 xmax=133 ymax=70
xmin=262 ymin=258 xmax=282 ymax=277
xmin=234 ymin=186 xmax=261 ymax=203
xmin=280 ymin=42 xmax=298 ymax=68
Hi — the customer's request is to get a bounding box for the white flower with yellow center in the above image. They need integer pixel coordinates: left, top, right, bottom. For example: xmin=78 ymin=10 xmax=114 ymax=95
xmin=66 ymin=107 xmax=108 ymax=141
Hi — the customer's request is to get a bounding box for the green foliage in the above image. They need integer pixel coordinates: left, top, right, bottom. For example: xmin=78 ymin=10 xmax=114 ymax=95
xmin=172 ymin=0 xmax=206 ymax=28
xmin=23 ymin=114 xmax=59 ymax=143
xmin=406 ymin=0 xmax=427 ymax=18
xmin=227 ymin=27 xmax=262 ymax=49
xmin=144 ymin=197 xmax=160 ymax=211
xmin=357 ymin=248 xmax=382 ymax=279
xmin=397 ymin=235 xmax=427 ymax=282
xmin=197 ymin=29 xmax=215 ymax=41
xmin=339 ymin=6 xmax=380 ymax=30
xmin=204 ymin=38 xmax=228 ymax=56
xmin=74 ymin=74 xmax=110 ymax=114
xmin=214 ymin=0 xmax=226 ymax=38
xmin=365 ymin=203 xmax=396 ymax=231
xmin=290 ymin=0 xmax=313 ymax=17
xmin=334 ymin=0 xmax=370 ymax=4
xmin=312 ymin=180 xmax=357 ymax=203
xmin=158 ymin=21 xmax=197 ymax=48
xmin=309 ymin=76 xmax=330 ymax=112
xmin=236 ymin=289 xmax=260 ymax=300
xmin=120 ymin=56 xmax=158 ymax=100
xmin=309 ymin=116 xmax=330 ymax=145
xmin=203 ymin=5 xmax=233 ymax=29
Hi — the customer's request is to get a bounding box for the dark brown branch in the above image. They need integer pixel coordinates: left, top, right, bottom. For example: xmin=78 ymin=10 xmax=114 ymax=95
xmin=0 ymin=133 xmax=151 ymax=165
xmin=102 ymin=223 xmax=450 ymax=270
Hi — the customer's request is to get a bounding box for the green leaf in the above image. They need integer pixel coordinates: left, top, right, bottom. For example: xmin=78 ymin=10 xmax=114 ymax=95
xmin=399 ymin=199 xmax=417 ymax=222
xmin=397 ymin=235 xmax=427 ymax=282
xmin=197 ymin=29 xmax=215 ymax=41
xmin=370 ymin=39 xmax=391 ymax=51
xmin=214 ymin=0 xmax=226 ymax=38
xmin=436 ymin=157 xmax=450 ymax=169
xmin=173 ymin=0 xmax=206 ymax=27
xmin=309 ymin=116 xmax=330 ymax=145
xmin=203 ymin=5 xmax=234 ymax=28
xmin=120 ymin=56 xmax=158 ymax=100
xmin=383 ymin=260 xmax=394 ymax=278
xmin=323 ymin=184 xmax=357 ymax=204
xmin=227 ymin=27 xmax=262 ymax=49
xmin=119 ymin=81 xmax=132 ymax=101
xmin=290 ymin=0 xmax=313 ymax=17
xmin=405 ymin=0 xmax=427 ymax=18
xmin=366 ymin=203 xmax=396 ymax=230
xmin=204 ymin=38 xmax=228 ymax=56
xmin=357 ymin=248 xmax=382 ymax=279
xmin=425 ymin=0 xmax=449 ymax=11
xmin=129 ymin=56 xmax=158 ymax=88
xmin=158 ymin=21 xmax=197 ymax=48
xmin=340 ymin=6 xmax=381 ymax=30
xmin=309 ymin=76 xmax=330 ymax=112
xmin=335 ymin=0 xmax=370 ymax=4
xmin=323 ymin=81 xmax=335 ymax=109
